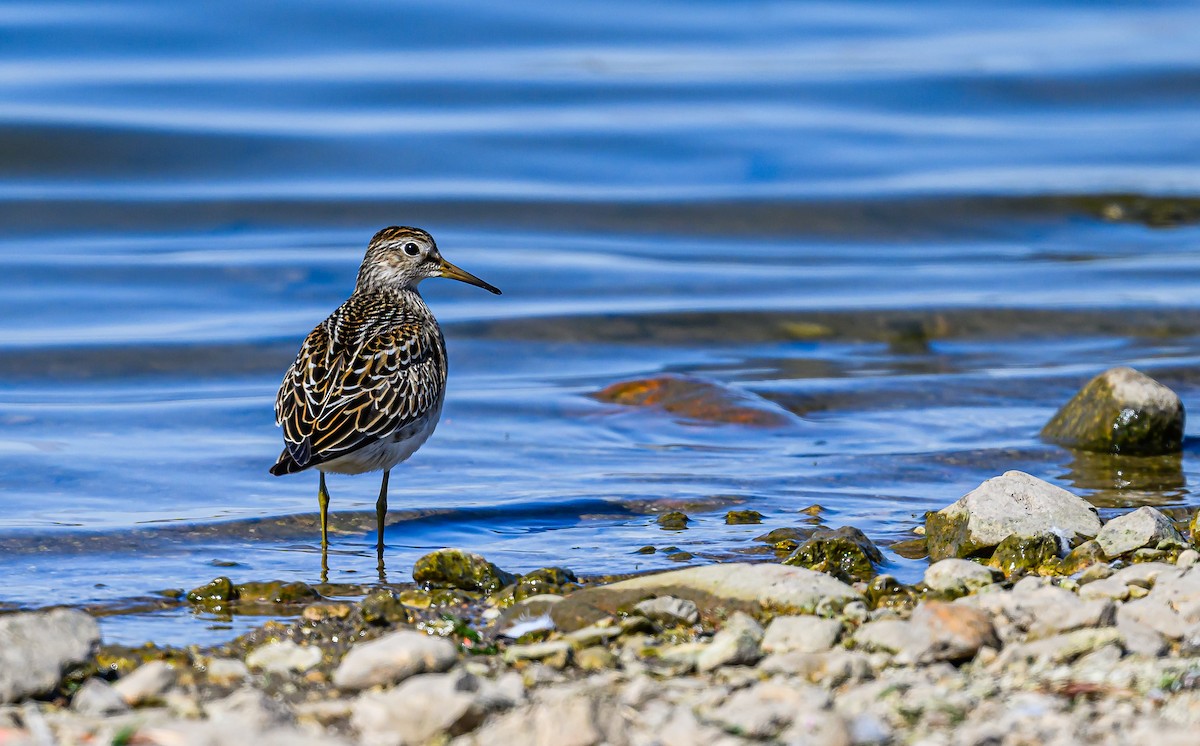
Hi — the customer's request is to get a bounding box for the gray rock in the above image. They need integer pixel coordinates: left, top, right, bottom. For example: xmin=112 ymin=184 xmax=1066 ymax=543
xmin=1077 ymin=577 xmax=1130 ymax=602
xmin=246 ymin=640 xmax=323 ymax=673
xmin=205 ymin=657 xmax=250 ymax=685
xmin=352 ymin=671 xmax=499 ymax=746
xmin=697 ymin=612 xmax=764 ymax=671
xmin=205 ymin=686 xmax=293 ymax=729
xmin=761 ymin=615 xmax=843 ymax=654
xmin=700 ymin=680 xmax=828 ymax=739
xmin=925 ymin=471 xmax=1101 ymax=561
xmin=1117 ymin=611 xmax=1168 ymax=657
xmin=113 ymin=660 xmax=176 ymax=706
xmin=333 ymin=630 xmax=457 ymax=690
xmin=758 ymin=649 xmax=873 ymax=687
xmin=0 ymin=608 xmax=100 ymax=704
xmin=1117 ymin=597 xmax=1188 ymax=640
xmin=633 ymin=596 xmax=700 ymax=626
xmin=923 ymin=558 xmax=1000 ymax=594
xmin=1041 ymin=366 xmax=1184 ymax=455
xmin=852 ymin=619 xmax=928 ymax=659
xmin=994 ymin=628 xmax=1121 ymax=667
xmin=1178 ymin=549 xmax=1200 ymax=568
xmin=1096 ymin=506 xmax=1187 ymax=558
xmin=72 ymin=678 xmax=130 ymax=717
xmin=502 ymin=640 xmax=571 ymax=668
xmin=451 ymin=689 xmax=603 ymax=746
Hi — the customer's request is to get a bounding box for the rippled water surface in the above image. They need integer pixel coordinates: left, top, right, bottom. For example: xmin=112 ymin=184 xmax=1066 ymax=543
xmin=4 ymin=1 xmax=1200 ymax=645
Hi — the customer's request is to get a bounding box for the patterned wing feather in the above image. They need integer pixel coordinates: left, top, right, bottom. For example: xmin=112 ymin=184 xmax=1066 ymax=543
xmin=274 ymin=300 xmax=445 ymax=472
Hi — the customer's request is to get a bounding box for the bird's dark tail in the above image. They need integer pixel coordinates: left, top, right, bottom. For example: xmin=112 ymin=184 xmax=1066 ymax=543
xmin=270 ymin=450 xmax=305 ymax=476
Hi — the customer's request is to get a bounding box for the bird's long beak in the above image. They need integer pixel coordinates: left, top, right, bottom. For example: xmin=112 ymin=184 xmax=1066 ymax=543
xmin=438 ymin=259 xmax=501 ymax=295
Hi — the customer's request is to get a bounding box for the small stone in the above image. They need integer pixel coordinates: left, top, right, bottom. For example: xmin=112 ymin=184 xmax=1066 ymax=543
xmin=782 ymin=526 xmax=883 ymax=582
xmin=701 ymin=680 xmax=829 ymax=739
xmin=0 ymin=609 xmax=100 ymax=704
xmin=923 ymin=558 xmax=1000 ymax=595
xmin=205 ymin=657 xmax=249 ymax=686
xmin=352 ymin=670 xmax=492 ymax=746
xmin=762 ymin=615 xmax=843 ymax=654
xmin=1178 ymin=549 xmax=1200 ymax=567
xmin=412 ymin=549 xmax=516 ymax=594
xmin=726 ymin=510 xmax=763 ymax=525
xmin=333 ymin=630 xmax=457 ymax=690
xmin=563 ymin=623 xmax=622 ymax=648
xmin=1097 ymin=506 xmax=1188 ymax=559
xmin=113 ymin=660 xmax=175 ymax=706
xmin=697 ymin=612 xmax=764 ymax=671
xmin=205 ymin=686 xmax=292 ymax=729
xmin=1041 ymin=366 xmax=1184 ymax=455
xmin=302 ymin=602 xmax=353 ymax=623
xmin=657 ymin=511 xmax=691 ymax=530
xmin=851 ymin=619 xmax=927 ymax=659
xmin=633 ymin=596 xmax=700 ymax=626
xmin=1077 ymin=577 xmax=1130 ymax=602
xmin=910 ymin=601 xmax=999 ymax=663
xmin=1060 ymin=539 xmax=1108 ymax=574
xmin=754 ymin=527 xmax=815 ymax=552
xmin=987 ymin=532 xmax=1059 ymax=577
xmin=656 ymin=641 xmax=707 ymax=673
xmin=246 ymin=640 xmax=323 ymax=674
xmin=1078 ymin=562 xmax=1114 ymax=584
xmin=72 ymin=678 xmax=129 ymax=717
xmin=503 ymin=641 xmax=571 ymax=669
xmin=359 ymin=590 xmax=414 ymax=625
xmin=925 ymin=471 xmax=1100 ymax=561
xmin=575 ymin=647 xmax=616 ymax=671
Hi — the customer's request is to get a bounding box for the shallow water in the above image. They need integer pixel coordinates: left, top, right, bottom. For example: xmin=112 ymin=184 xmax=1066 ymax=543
xmin=4 ymin=1 xmax=1200 ymax=646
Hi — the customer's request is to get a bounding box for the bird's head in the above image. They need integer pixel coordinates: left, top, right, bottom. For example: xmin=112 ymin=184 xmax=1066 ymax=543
xmin=356 ymin=226 xmax=501 ymax=296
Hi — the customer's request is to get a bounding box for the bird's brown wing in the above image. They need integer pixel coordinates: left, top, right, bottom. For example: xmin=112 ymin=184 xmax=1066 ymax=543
xmin=273 ymin=307 xmax=446 ymax=472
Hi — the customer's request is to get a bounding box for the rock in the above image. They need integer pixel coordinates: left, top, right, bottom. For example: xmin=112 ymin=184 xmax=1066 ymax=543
xmin=910 ymin=601 xmax=999 ymax=663
xmin=656 ymin=511 xmax=691 ymax=530
xmin=205 ymin=686 xmax=293 ymax=729
xmin=550 ymin=563 xmax=862 ymax=632
xmin=113 ymin=660 xmax=175 ymax=706
xmin=593 ymin=374 xmax=795 ymax=427
xmin=1117 ymin=611 xmax=1168 ymax=657
xmin=864 ymin=575 xmax=918 ymax=611
xmin=359 ymin=590 xmax=414 ymax=625
xmin=514 ymin=567 xmax=578 ymax=601
xmin=72 ymin=678 xmax=130 ymax=717
xmin=563 ymin=623 xmax=622 ymax=648
xmin=0 ymin=608 xmax=100 ymax=704
xmin=1178 ymin=549 xmax=1200 ymax=567
xmin=925 ymin=471 xmax=1100 ymax=561
xmin=412 ymin=549 xmax=516 ymax=594
xmin=633 ymin=596 xmax=700 ymax=626
xmin=333 ymin=630 xmax=458 ymax=690
xmin=755 ymin=527 xmax=816 ymax=552
xmin=923 ymin=558 xmax=999 ymax=595
xmin=761 ymin=615 xmax=843 ymax=654
xmin=205 ymin=657 xmax=250 ymax=685
xmin=852 ymin=619 xmax=928 ymax=659
xmin=1060 ymin=539 xmax=1107 ymax=574
xmin=725 ymin=510 xmax=763 ymax=525
xmin=246 ymin=640 xmax=323 ymax=674
xmin=1117 ymin=598 xmax=1188 ymax=640
xmin=575 ymin=647 xmax=616 ymax=671
xmin=503 ymin=641 xmax=571 ymax=669
xmin=352 ymin=671 xmax=497 ymax=746
xmin=1041 ymin=366 xmax=1184 ymax=455
xmin=700 ymin=680 xmax=829 ymax=739
xmin=452 ymin=689 xmax=603 ymax=746
xmin=988 ymin=532 xmax=1060 ymax=577
xmin=782 ymin=526 xmax=884 ymax=582
xmin=994 ymin=628 xmax=1121 ymax=667
xmin=697 ymin=612 xmax=764 ymax=671
xmin=1096 ymin=506 xmax=1188 ymax=558
xmin=1077 ymin=577 xmax=1130 ymax=602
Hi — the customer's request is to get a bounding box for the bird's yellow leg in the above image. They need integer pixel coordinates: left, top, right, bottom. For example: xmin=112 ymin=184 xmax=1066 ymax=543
xmin=319 ymin=472 xmax=331 ymax=583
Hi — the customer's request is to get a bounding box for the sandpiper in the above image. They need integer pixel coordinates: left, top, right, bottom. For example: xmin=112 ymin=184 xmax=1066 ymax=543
xmin=270 ymin=226 xmax=500 ymax=569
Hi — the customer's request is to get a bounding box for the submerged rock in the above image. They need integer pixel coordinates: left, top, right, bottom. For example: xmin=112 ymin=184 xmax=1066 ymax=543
xmin=1041 ymin=366 xmax=1184 ymax=455
xmin=0 ymin=608 xmax=100 ymax=704
xmin=656 ymin=511 xmax=691 ymax=530
xmin=593 ymin=374 xmax=795 ymax=427
xmin=754 ymin=527 xmax=816 ymax=552
xmin=726 ymin=509 xmax=764 ymax=525
xmin=1096 ymin=506 xmax=1188 ymax=559
xmin=412 ymin=549 xmax=516 ymax=594
xmin=925 ymin=471 xmax=1100 ymax=561
xmin=782 ymin=526 xmax=883 ymax=583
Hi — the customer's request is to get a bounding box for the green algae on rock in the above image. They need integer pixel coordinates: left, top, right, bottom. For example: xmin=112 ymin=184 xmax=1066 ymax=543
xmin=987 ymin=533 xmax=1060 ymax=577
xmin=925 ymin=471 xmax=1100 ymax=561
xmin=412 ymin=549 xmax=516 ymax=594
xmin=725 ymin=510 xmax=763 ymax=525
xmin=514 ymin=568 xmax=579 ymax=602
xmin=1059 ymin=540 xmax=1107 ymax=575
xmin=656 ymin=511 xmax=691 ymax=530
xmin=1041 ymin=366 xmax=1184 ymax=456
xmin=781 ymin=526 xmax=883 ymax=583
xmin=754 ymin=527 xmax=816 ymax=553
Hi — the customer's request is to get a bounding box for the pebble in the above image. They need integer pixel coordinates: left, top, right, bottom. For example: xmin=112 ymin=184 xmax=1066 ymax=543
xmin=205 ymin=657 xmax=250 ymax=685
xmin=504 ymin=641 xmax=571 ymax=669
xmin=633 ymin=596 xmax=700 ymax=626
xmin=332 ymin=630 xmax=458 ymax=690
xmin=762 ymin=615 xmax=843 ymax=654
xmin=71 ymin=678 xmax=129 ymax=717
xmin=1096 ymin=506 xmax=1187 ymax=558
xmin=697 ymin=612 xmax=763 ymax=672
xmin=0 ymin=609 xmax=100 ymax=704
xmin=113 ymin=660 xmax=176 ymax=706
xmin=246 ymin=640 xmax=323 ymax=673
xmin=923 ymin=558 xmax=1000 ymax=594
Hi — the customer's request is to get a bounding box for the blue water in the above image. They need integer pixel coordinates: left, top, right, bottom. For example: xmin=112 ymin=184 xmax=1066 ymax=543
xmin=3 ymin=0 xmax=1200 ymax=645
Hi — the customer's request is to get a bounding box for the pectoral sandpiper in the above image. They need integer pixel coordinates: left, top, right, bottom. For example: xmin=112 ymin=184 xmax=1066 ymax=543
xmin=270 ymin=226 xmax=500 ymax=573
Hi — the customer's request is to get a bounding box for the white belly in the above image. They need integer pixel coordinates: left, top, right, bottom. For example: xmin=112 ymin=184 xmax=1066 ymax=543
xmin=318 ymin=405 xmax=442 ymax=475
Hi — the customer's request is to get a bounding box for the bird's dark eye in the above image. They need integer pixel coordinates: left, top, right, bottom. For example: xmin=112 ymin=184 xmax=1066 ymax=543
xmin=403 ymin=242 xmax=421 ymax=257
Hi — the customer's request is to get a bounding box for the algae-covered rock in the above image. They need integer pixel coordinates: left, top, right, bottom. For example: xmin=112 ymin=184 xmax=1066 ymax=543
xmin=186 ymin=577 xmax=235 ymax=610
xmin=726 ymin=510 xmax=763 ymax=525
xmin=656 ymin=511 xmax=690 ymax=530
xmin=1096 ymin=506 xmax=1188 ymax=559
xmin=864 ymin=575 xmax=918 ymax=612
xmin=1041 ymin=366 xmax=1184 ymax=456
xmin=987 ymin=533 xmax=1060 ymax=577
xmin=360 ymin=589 xmax=415 ymax=625
xmin=412 ymin=549 xmax=516 ymax=594
xmin=781 ymin=526 xmax=883 ymax=583
xmin=925 ymin=471 xmax=1100 ymax=561
xmin=754 ymin=527 xmax=815 ymax=552
xmin=235 ymin=581 xmax=320 ymax=605
xmin=1059 ymin=540 xmax=1107 ymax=575
xmin=514 ymin=567 xmax=579 ymax=601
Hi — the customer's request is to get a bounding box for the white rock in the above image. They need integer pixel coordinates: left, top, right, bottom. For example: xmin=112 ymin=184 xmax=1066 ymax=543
xmin=72 ymin=678 xmax=129 ymax=717
xmin=761 ymin=615 xmax=843 ymax=654
xmin=246 ymin=640 xmax=322 ymax=674
xmin=0 ymin=609 xmax=100 ymax=704
xmin=205 ymin=657 xmax=250 ymax=685
xmin=700 ymin=680 xmax=828 ymax=739
xmin=205 ymin=686 xmax=293 ymax=729
xmin=633 ymin=596 xmax=700 ymax=626
xmin=333 ymin=630 xmax=457 ymax=690
xmin=352 ymin=671 xmax=494 ymax=746
xmin=927 ymin=471 xmax=1100 ymax=561
xmin=113 ymin=660 xmax=176 ymax=706
xmin=1096 ymin=506 xmax=1187 ymax=558
xmin=923 ymin=558 xmax=999 ymax=594
xmin=1178 ymin=549 xmax=1200 ymax=568
xmin=697 ymin=612 xmax=764 ymax=672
